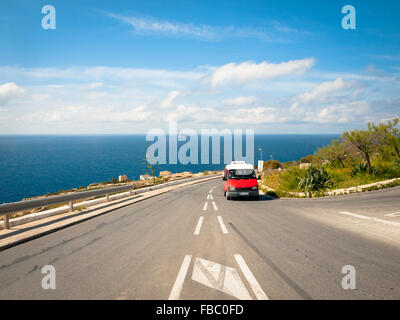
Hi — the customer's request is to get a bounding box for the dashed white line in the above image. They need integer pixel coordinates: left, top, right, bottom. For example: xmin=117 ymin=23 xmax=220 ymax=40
xmin=212 ymin=201 xmax=218 ymax=211
xmin=340 ymin=211 xmax=400 ymax=227
xmin=202 ymin=202 xmax=208 ymax=211
xmin=194 ymin=216 xmax=204 ymax=235
xmin=207 ymin=194 xmax=213 ymax=200
xmin=234 ymin=254 xmax=269 ymax=300
xmin=217 ymin=216 xmax=228 ymax=234
xmin=168 ymin=255 xmax=192 ymax=300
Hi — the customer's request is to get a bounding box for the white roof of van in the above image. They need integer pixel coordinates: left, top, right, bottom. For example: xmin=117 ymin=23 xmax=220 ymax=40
xmin=225 ymin=162 xmax=254 ymax=170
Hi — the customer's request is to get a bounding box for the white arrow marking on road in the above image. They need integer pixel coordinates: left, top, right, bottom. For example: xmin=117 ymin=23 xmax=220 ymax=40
xmin=203 ymin=202 xmax=208 ymax=211
xmin=194 ymin=216 xmax=204 ymax=235
xmin=169 ymin=255 xmax=192 ymax=300
xmin=217 ymin=216 xmax=228 ymax=234
xmin=384 ymin=211 xmax=400 ymax=217
xmin=234 ymin=254 xmax=269 ymax=300
xmin=212 ymin=201 xmax=218 ymax=211
xmin=340 ymin=211 xmax=400 ymax=227
xmin=191 ymin=257 xmax=252 ymax=300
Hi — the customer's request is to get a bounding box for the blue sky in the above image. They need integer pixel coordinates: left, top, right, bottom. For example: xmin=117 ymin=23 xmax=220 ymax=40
xmin=1 ymin=0 xmax=399 ymax=134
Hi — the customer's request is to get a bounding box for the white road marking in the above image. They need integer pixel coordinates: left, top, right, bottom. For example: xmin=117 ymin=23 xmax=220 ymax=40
xmin=212 ymin=201 xmax=218 ymax=211
xmin=340 ymin=211 xmax=400 ymax=227
xmin=194 ymin=216 xmax=204 ymax=235
xmin=384 ymin=212 xmax=400 ymax=217
xmin=234 ymin=254 xmax=269 ymax=300
xmin=202 ymin=202 xmax=208 ymax=211
xmin=168 ymin=255 xmax=192 ymax=300
xmin=207 ymin=194 xmax=213 ymax=200
xmin=217 ymin=216 xmax=228 ymax=234
xmin=209 ymin=187 xmax=216 ymax=194
xmin=191 ymin=257 xmax=252 ymax=300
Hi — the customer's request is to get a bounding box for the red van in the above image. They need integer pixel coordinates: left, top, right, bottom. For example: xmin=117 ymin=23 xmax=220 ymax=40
xmin=223 ymin=161 xmax=259 ymax=200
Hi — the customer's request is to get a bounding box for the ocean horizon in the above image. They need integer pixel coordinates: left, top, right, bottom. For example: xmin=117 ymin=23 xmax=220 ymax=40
xmin=0 ymin=134 xmax=340 ymax=203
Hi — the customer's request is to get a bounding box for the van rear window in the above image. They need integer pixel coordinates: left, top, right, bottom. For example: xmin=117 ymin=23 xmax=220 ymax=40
xmin=228 ymin=169 xmax=256 ymax=179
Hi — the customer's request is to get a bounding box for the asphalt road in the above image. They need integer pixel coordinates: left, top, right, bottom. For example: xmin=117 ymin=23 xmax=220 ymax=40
xmin=0 ymin=179 xmax=399 ymax=300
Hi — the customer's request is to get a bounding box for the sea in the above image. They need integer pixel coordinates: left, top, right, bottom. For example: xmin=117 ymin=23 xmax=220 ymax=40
xmin=0 ymin=134 xmax=340 ymax=203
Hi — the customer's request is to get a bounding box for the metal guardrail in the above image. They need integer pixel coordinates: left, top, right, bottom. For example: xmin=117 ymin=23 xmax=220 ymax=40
xmin=0 ymin=173 xmax=222 ymax=229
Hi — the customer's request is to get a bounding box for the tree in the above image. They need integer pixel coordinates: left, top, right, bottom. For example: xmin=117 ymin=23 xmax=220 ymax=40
xmin=263 ymin=160 xmax=283 ymax=170
xmin=370 ymin=118 xmax=400 ymax=162
xmin=316 ymin=139 xmax=346 ymax=168
xmin=143 ymin=142 xmax=160 ymax=185
xmin=299 ymin=154 xmax=314 ymax=164
xmin=342 ymin=129 xmax=378 ymax=173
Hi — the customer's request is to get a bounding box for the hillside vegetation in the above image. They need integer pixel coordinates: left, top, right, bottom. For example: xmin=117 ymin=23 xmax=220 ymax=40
xmin=261 ymin=118 xmax=400 ymax=197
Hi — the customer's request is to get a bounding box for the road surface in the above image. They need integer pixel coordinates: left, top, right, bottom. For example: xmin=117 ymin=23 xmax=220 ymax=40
xmin=0 ymin=179 xmax=399 ymax=299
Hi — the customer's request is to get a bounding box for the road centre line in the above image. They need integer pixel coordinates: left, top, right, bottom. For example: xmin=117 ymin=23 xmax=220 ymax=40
xmin=203 ymin=202 xmax=208 ymax=211
xmin=234 ymin=254 xmax=269 ymax=300
xmin=340 ymin=211 xmax=400 ymax=227
xmin=212 ymin=201 xmax=218 ymax=211
xmin=168 ymin=255 xmax=192 ymax=300
xmin=217 ymin=216 xmax=228 ymax=234
xmin=194 ymin=216 xmax=204 ymax=235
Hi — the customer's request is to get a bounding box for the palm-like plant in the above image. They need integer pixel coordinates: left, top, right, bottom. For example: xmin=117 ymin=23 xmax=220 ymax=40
xmin=298 ymin=166 xmax=333 ymax=197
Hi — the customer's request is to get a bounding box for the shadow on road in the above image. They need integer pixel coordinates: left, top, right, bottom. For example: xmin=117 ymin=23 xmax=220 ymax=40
xmin=229 ymin=194 xmax=278 ymax=201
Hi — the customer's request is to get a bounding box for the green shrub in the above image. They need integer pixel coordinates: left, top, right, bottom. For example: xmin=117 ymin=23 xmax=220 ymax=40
xmin=298 ymin=166 xmax=333 ymax=197
xmin=263 ymin=160 xmax=283 ymax=170
xmin=350 ymin=163 xmax=375 ymax=177
xmin=373 ymin=160 xmax=400 ymax=179
xmin=299 ymin=154 xmax=314 ymax=164
xmin=279 ymin=167 xmax=307 ymax=191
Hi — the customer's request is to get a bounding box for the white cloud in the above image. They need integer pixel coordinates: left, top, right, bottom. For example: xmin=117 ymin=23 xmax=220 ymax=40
xmin=0 ymin=66 xmax=202 ymax=84
xmin=225 ymin=107 xmax=283 ymax=124
xmin=85 ymin=91 xmax=108 ymax=100
xmin=87 ymin=82 xmax=103 ymax=89
xmin=287 ymin=78 xmax=366 ymax=122
xmin=371 ymin=54 xmax=400 ymax=61
xmin=106 ymin=13 xmax=298 ymax=42
xmin=31 ymin=93 xmax=51 ymax=102
xmin=297 ymin=78 xmax=358 ymax=103
xmin=203 ymin=58 xmax=315 ymax=88
xmin=165 ymin=105 xmax=219 ymax=123
xmin=0 ymin=63 xmax=396 ymax=133
xmin=221 ymin=96 xmax=257 ymax=106
xmin=160 ymin=90 xmax=180 ymax=108
xmin=303 ymin=101 xmax=371 ymax=124
xmin=0 ymin=82 xmax=24 ymax=103
xmin=272 ymin=21 xmax=312 ymax=36
xmin=110 ymin=14 xmax=217 ymax=39
xmin=21 ymin=105 xmax=152 ymax=123
xmin=165 ymin=104 xmax=285 ymax=125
